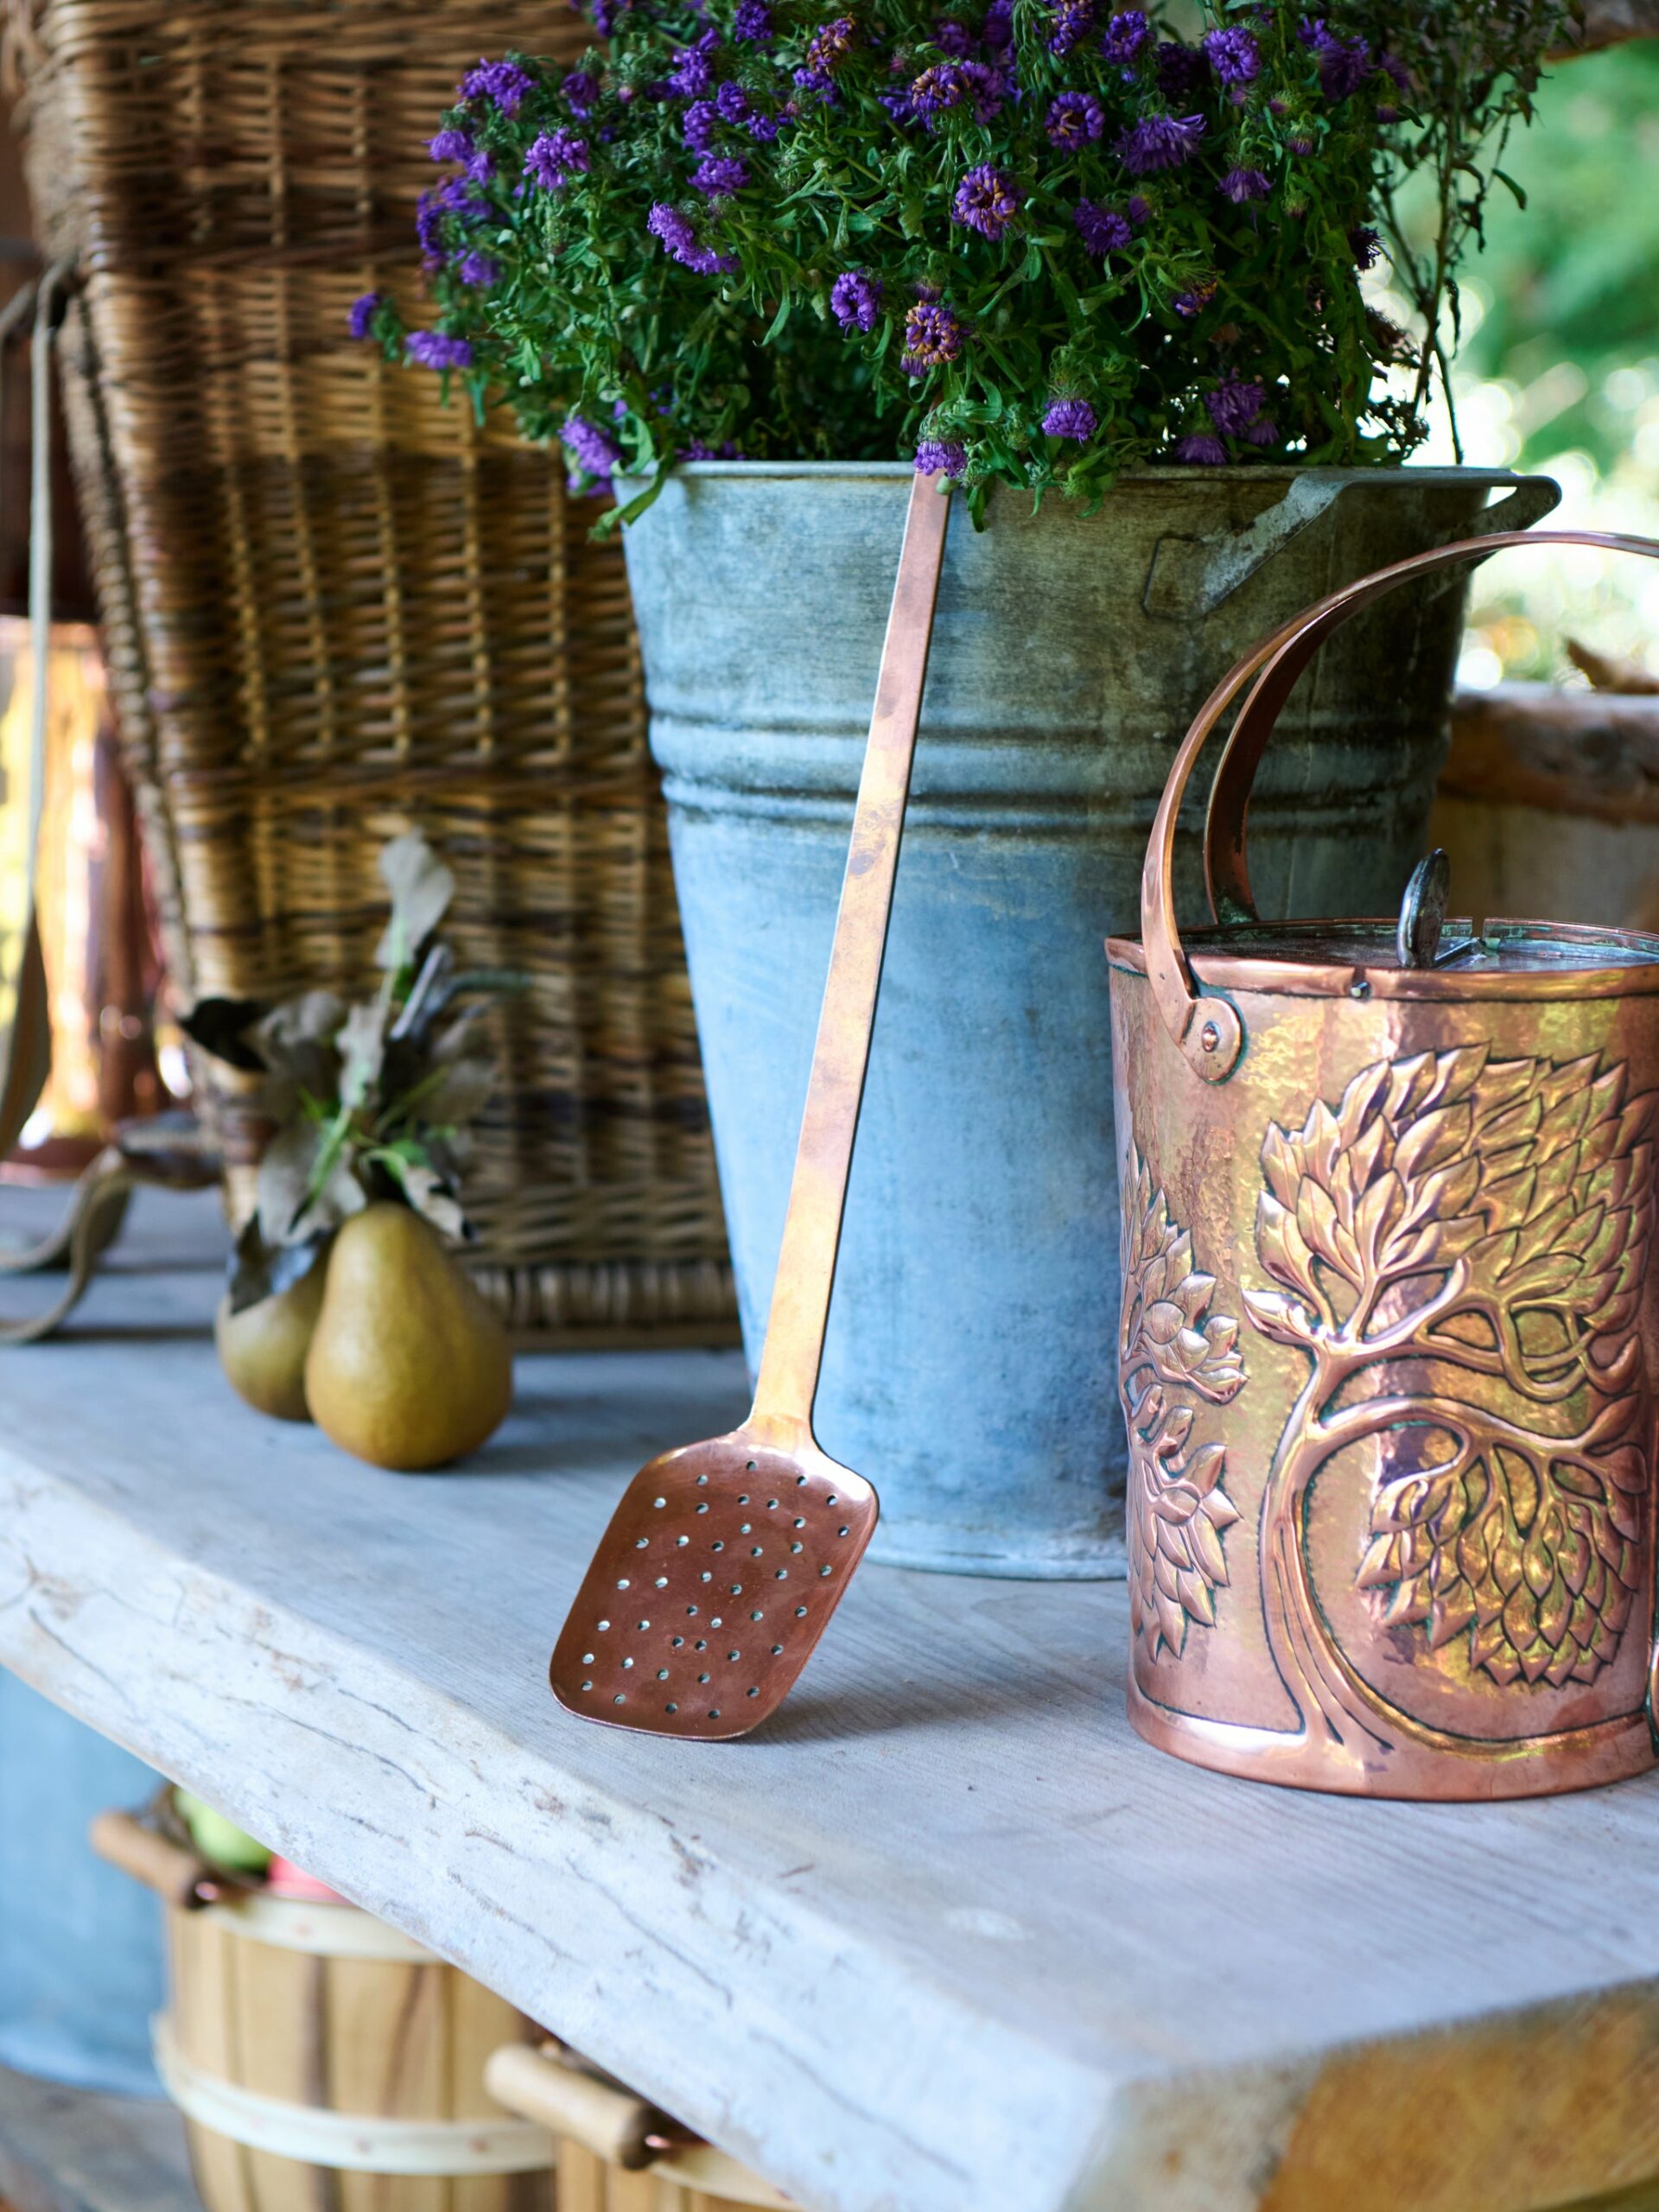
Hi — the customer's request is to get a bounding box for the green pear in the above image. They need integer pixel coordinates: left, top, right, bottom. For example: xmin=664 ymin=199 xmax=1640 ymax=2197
xmin=215 ymin=1251 xmax=327 ymax=1422
xmin=174 ymin=1789 xmax=272 ymax=1876
xmin=304 ymin=1204 xmax=512 ymax=1471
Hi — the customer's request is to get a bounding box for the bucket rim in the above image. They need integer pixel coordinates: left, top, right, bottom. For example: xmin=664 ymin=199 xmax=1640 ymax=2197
xmin=626 ymin=459 xmax=1543 ymax=486
xmin=1106 ymin=915 xmax=1659 ymax=1002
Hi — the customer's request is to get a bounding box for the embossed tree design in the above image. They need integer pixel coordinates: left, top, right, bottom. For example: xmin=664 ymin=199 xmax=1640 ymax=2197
xmin=1119 ymin=1149 xmax=1247 ymax=1662
xmin=1243 ymin=1046 xmax=1656 ymax=1745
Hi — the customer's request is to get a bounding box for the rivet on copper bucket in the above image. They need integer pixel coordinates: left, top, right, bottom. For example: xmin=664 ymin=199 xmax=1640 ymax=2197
xmin=1109 ymin=527 xmax=1659 ymax=1802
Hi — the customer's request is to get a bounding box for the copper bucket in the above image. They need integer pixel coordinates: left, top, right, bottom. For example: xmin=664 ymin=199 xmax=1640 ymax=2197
xmin=1107 ymin=529 xmax=1659 ymax=1800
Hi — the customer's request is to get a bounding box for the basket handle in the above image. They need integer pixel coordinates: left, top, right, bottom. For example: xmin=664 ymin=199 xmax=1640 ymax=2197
xmin=1141 ymin=528 xmax=1659 ymax=1084
xmin=0 ymin=256 xmax=73 ymax=1159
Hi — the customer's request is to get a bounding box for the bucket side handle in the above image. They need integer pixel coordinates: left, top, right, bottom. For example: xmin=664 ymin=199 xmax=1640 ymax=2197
xmin=1140 ymin=472 xmax=1559 ymax=624
xmin=1141 ymin=528 xmax=1659 ymax=1084
xmin=1141 ymin=473 xmax=1351 ymax=621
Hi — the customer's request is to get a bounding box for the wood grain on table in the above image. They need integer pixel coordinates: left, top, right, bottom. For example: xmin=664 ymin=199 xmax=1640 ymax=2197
xmin=2 ymin=1189 xmax=1659 ymax=2212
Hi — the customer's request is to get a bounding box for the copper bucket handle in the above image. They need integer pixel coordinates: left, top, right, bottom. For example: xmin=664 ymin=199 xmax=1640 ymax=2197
xmin=1141 ymin=527 xmax=1659 ymax=1084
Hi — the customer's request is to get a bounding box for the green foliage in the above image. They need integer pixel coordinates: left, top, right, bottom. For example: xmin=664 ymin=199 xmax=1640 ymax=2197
xmin=181 ymin=834 xmax=524 ymax=1311
xmin=1450 ymin=41 xmax=1659 ymax=476
xmin=371 ymin=0 xmax=1567 ymax=512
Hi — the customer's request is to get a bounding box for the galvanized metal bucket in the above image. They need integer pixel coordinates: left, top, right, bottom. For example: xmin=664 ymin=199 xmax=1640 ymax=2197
xmin=627 ymin=461 xmax=1557 ymax=1578
xmin=1108 ymin=529 xmax=1659 ymax=1799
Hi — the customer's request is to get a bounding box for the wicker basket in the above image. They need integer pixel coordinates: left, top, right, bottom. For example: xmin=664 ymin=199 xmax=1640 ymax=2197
xmin=8 ymin=0 xmax=736 ymax=1338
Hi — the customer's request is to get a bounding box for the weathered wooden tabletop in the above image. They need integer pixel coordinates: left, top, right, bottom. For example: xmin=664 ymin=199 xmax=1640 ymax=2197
xmin=1 ymin=1188 xmax=1657 ymax=2212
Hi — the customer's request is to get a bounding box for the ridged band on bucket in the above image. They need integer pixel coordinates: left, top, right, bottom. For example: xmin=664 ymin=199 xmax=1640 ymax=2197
xmin=152 ymin=2018 xmax=555 ymax=2176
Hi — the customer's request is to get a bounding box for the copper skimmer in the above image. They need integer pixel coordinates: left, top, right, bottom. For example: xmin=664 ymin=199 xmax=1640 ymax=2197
xmin=550 ymin=472 xmax=951 ymax=1739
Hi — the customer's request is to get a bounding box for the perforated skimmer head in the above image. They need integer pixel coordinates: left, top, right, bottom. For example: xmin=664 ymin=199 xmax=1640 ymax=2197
xmin=550 ymin=1433 xmax=877 ymax=1738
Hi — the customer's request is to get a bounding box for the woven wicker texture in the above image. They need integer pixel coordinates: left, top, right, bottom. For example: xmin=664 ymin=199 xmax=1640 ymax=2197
xmin=10 ymin=0 xmax=736 ymax=1336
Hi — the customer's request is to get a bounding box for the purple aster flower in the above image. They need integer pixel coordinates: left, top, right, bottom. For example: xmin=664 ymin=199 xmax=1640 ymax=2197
xmin=805 ymin=15 xmax=856 ymax=70
xmin=747 ymin=109 xmax=780 ymax=139
xmin=457 ymin=249 xmax=499 ymax=287
xmin=957 ymin=61 xmax=1007 ymax=121
xmin=1074 ymin=198 xmax=1132 ymax=255
xmin=716 ymin=81 xmax=752 ymax=122
xmin=1042 ymin=397 xmax=1097 ymax=441
xmin=683 ymin=99 xmax=719 ymax=149
xmin=524 ymin=130 xmax=590 ymax=191
xmin=1286 ymin=128 xmax=1315 ymax=155
xmin=734 ymin=0 xmax=772 ymax=39
xmin=429 ymin=127 xmax=472 ymax=162
xmin=678 ymin=437 xmax=746 ymax=460
xmin=793 ymin=64 xmax=837 ymax=100
xmin=901 ymin=298 xmax=966 ymax=374
xmin=465 ymin=148 xmax=496 ymax=182
xmin=458 ymin=58 xmax=533 ymax=113
xmin=830 ymin=269 xmax=883 ymax=333
xmin=1243 ymin=416 xmax=1278 ymax=447
xmin=1154 ymin=41 xmax=1205 ymax=98
xmin=1173 ymin=276 xmax=1217 ymax=315
xmin=982 ymin=0 xmax=1014 ymax=49
xmin=915 ymin=438 xmax=967 ymax=478
xmin=951 ymin=163 xmax=1022 ymax=238
xmin=1099 ymin=8 xmax=1147 ymax=62
xmin=1117 ymin=111 xmax=1205 ymax=174
xmin=910 ymin=63 xmax=965 ymax=119
xmin=562 ymin=416 xmax=623 ymax=478
xmin=1322 ymin=36 xmax=1372 ymax=97
xmin=1220 ymin=165 xmax=1270 ymax=202
xmin=437 ymin=175 xmax=488 ymax=219
xmin=935 ymin=19 xmax=974 ymax=56
xmin=1299 ymin=18 xmax=1372 ymax=99
xmin=1206 ymin=374 xmax=1265 ymax=435
xmin=692 ymin=155 xmax=749 ymax=197
xmin=1350 ymin=224 xmax=1382 ymax=270
xmin=563 ymin=69 xmax=601 ymax=115
xmin=406 ymin=330 xmax=473 ymax=371
xmin=1173 ymin=433 xmax=1227 ymax=463
xmin=1046 ymin=92 xmax=1104 ymax=149
xmin=415 ymin=189 xmax=445 ymax=260
xmin=1047 ymin=0 xmax=1095 ymax=54
xmin=1202 ymin=26 xmax=1260 ymax=84
xmin=667 ymin=33 xmax=719 ymax=97
xmin=1128 ymin=193 xmax=1151 ymax=225
xmin=646 ymin=200 xmax=740 ymax=273
xmin=347 ymin=291 xmax=382 ymax=340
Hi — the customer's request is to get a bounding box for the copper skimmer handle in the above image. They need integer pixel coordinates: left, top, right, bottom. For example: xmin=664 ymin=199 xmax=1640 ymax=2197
xmin=1142 ymin=528 xmax=1659 ymax=1084
xmin=748 ymin=474 xmax=950 ymax=1426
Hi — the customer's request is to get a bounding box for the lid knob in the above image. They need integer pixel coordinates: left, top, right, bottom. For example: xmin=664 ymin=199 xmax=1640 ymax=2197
xmin=1396 ymin=849 xmax=1451 ymax=969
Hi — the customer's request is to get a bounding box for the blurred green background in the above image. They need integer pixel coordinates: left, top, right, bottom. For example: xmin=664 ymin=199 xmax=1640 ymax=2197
xmin=1381 ymin=41 xmax=1659 ymax=683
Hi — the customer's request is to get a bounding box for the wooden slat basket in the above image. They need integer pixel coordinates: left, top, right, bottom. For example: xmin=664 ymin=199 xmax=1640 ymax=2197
xmin=93 ymin=1808 xmax=798 ymax=2212
xmin=158 ymin=1891 xmax=555 ymax=2212
xmin=4 ymin=0 xmax=736 ymax=1338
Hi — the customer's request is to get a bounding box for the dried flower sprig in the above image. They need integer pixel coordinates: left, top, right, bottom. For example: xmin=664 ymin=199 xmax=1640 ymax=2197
xmin=183 ymin=833 xmax=526 ymax=1312
xmin=363 ymin=0 xmax=1567 ymax=520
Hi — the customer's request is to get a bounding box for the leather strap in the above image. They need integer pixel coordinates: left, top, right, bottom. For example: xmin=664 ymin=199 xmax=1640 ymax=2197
xmin=1141 ymin=528 xmax=1659 ymax=1083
